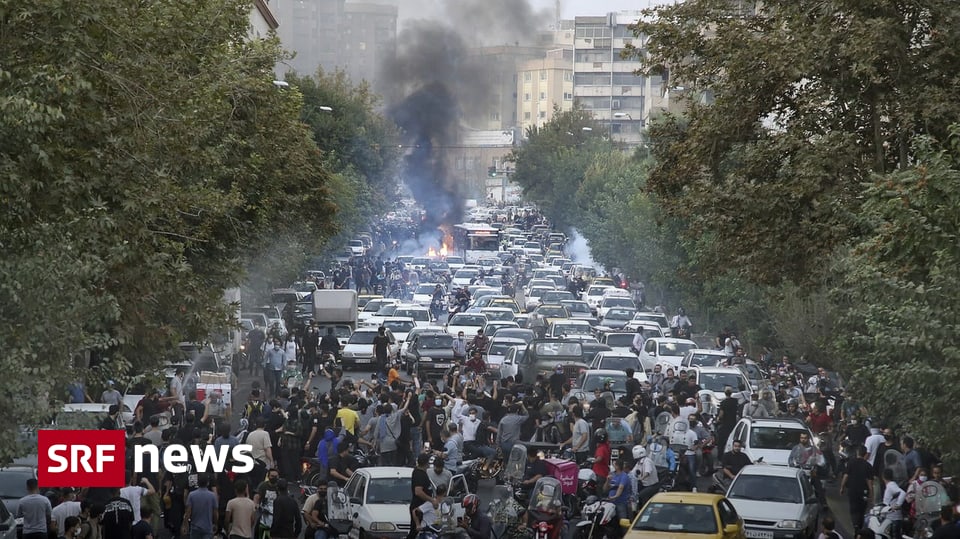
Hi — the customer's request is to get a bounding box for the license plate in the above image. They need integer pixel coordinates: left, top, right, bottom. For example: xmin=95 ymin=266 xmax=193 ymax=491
xmin=433 ymin=363 xmax=451 ymax=369
xmin=746 ymin=530 xmax=774 ymax=539
xmin=611 ymin=449 xmax=620 ymax=459
xmin=353 ymin=358 xmax=371 ymax=363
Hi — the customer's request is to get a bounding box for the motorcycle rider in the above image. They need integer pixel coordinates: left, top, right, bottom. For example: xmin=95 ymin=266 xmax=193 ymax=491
xmin=319 ymin=327 xmax=340 ymax=360
xmin=469 ymin=329 xmax=490 ymax=355
xmin=593 ymin=428 xmax=612 ymax=485
xmin=457 ymin=494 xmax=491 ymax=539
xmin=452 ymin=332 xmax=468 ymax=363
xmin=520 ymin=445 xmax=548 ymax=500
xmin=465 ymin=351 xmax=486 ymax=376
xmin=789 ymin=432 xmax=826 ymax=504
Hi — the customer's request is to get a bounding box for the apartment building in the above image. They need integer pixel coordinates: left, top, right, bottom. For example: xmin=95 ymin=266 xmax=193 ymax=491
xmin=516 ymin=48 xmax=574 ymax=134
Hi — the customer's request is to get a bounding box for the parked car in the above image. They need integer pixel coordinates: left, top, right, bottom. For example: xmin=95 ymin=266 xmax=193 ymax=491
xmin=723 ymin=417 xmax=816 ymax=467
xmin=640 ymin=337 xmax=698 ymax=370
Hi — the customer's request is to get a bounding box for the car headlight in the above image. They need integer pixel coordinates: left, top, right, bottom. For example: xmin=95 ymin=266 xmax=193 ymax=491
xmin=776 ymin=520 xmax=802 ymax=529
xmin=370 ymin=522 xmax=397 ymax=532
xmin=343 ymin=351 xmax=354 ymax=358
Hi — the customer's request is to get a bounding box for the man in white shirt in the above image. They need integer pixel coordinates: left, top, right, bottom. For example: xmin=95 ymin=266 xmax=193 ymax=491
xmin=632 ymin=447 xmax=660 ymax=509
xmin=682 ymin=418 xmax=701 ymax=492
xmin=631 ymin=327 xmax=645 ymax=354
xmin=864 ymin=427 xmax=886 ymax=467
xmin=50 ymin=489 xmax=81 ymax=534
xmin=119 ymin=472 xmax=155 ymax=524
xmin=881 ymin=468 xmax=906 ymax=538
xmin=566 ymin=407 xmax=591 ymax=463
xmin=678 ymin=398 xmax=698 ymax=421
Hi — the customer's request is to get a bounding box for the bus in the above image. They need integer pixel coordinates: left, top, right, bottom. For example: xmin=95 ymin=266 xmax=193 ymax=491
xmin=452 ymin=223 xmax=501 ymax=263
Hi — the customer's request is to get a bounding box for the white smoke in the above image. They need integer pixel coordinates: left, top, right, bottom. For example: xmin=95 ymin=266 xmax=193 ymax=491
xmin=565 ymin=229 xmax=602 ymax=272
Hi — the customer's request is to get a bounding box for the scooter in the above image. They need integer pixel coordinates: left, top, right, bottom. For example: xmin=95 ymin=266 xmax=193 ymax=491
xmin=865 ymin=505 xmax=905 ymax=539
xmin=577 ymin=496 xmax=621 ymax=539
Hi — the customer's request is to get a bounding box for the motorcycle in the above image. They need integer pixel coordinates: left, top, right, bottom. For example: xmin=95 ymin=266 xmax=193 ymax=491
xmin=488 ymin=485 xmax=526 ymax=539
xmin=577 ymin=496 xmax=621 ymax=539
xmin=526 ymin=477 xmax=567 ymax=539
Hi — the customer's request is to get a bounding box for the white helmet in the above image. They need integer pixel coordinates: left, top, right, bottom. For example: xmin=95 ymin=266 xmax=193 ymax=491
xmin=632 ymin=445 xmax=646 ymax=460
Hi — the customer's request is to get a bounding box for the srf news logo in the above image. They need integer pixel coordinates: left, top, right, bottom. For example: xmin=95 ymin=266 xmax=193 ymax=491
xmin=38 ymin=431 xmax=255 ymax=487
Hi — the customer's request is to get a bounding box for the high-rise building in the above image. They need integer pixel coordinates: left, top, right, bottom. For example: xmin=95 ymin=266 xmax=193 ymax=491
xmin=516 ymin=48 xmax=574 ymax=134
xmin=272 ymin=0 xmax=396 ymax=85
xmin=465 ymin=45 xmax=554 ymax=131
xmin=573 ymin=12 xmax=666 ymax=147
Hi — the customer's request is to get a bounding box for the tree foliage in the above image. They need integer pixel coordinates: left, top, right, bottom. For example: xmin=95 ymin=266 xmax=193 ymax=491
xmin=632 ymin=0 xmax=960 ymax=285
xmin=507 ymin=106 xmax=613 ymax=229
xmin=832 ymin=131 xmax=960 ymax=466
xmin=0 ymin=0 xmax=335 ymax=460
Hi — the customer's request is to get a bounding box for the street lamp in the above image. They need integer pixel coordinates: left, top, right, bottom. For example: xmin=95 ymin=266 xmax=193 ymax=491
xmin=272 ymin=80 xmax=290 ymax=88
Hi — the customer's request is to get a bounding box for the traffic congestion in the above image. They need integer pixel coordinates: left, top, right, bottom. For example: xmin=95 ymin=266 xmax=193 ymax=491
xmin=34 ymin=201 xmax=953 ymax=539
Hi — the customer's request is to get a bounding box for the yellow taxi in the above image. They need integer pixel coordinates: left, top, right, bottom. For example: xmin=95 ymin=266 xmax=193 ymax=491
xmin=593 ymin=276 xmax=616 ymax=287
xmin=489 ymin=297 xmax=522 ymax=313
xmin=623 ymin=492 xmax=746 ymax=539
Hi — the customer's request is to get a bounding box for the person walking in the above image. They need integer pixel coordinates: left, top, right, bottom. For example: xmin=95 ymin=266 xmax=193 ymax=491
xmin=269 ymin=480 xmax=301 ymax=539
xmin=182 ymin=475 xmax=218 ymax=539
xmin=17 ymin=479 xmax=52 ymax=539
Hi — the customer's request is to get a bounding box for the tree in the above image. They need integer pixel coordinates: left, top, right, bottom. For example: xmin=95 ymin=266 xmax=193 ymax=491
xmin=833 ymin=130 xmax=960 ymax=466
xmin=0 ymin=0 xmax=335 ymax=461
xmin=507 ymin=106 xmax=612 ymax=229
xmin=631 ymin=0 xmax=960 ymax=285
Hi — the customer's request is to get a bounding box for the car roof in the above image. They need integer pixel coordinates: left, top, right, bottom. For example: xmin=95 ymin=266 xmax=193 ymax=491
xmin=491 ymin=337 xmax=526 ymax=344
xmin=649 ymin=337 xmax=697 ymax=344
xmin=553 ymin=319 xmax=591 ymax=325
xmin=693 ymin=366 xmax=745 ymax=374
xmin=583 ymin=369 xmax=629 ymax=377
xmin=596 ymin=351 xmax=638 ymax=359
xmin=647 ymin=492 xmax=727 ymax=505
xmin=687 ymin=349 xmax=728 ymax=356
xmin=736 ymin=464 xmax=802 ymax=478
xmin=353 ymin=327 xmax=381 ymax=333
xmin=356 ymin=466 xmax=416 ymax=478
xmin=743 ymin=417 xmax=810 ymax=429
xmin=382 ymin=317 xmax=416 ymax=323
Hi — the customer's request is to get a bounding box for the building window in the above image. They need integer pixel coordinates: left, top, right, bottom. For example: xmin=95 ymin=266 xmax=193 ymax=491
xmin=466 ymin=158 xmax=475 ymax=171
xmin=564 ymin=72 xmax=573 ymax=82
xmin=490 ymin=112 xmax=500 ymax=121
xmin=539 ymin=111 xmax=546 ymax=118
xmin=524 ymin=93 xmax=531 ymax=102
xmin=540 ymin=70 xmax=547 ymax=80
xmin=524 ymin=112 xmax=531 ymax=120
xmin=563 ymin=92 xmax=573 ymax=100
xmin=539 ymin=92 xmax=546 ymax=101
xmin=524 ymin=72 xmax=532 ymax=82
xmin=358 ymin=41 xmax=366 ymax=50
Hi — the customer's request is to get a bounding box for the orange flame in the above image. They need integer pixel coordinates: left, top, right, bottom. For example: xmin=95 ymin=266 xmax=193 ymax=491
xmin=427 ymin=247 xmax=438 ymax=258
xmin=440 ymin=244 xmax=449 ymax=257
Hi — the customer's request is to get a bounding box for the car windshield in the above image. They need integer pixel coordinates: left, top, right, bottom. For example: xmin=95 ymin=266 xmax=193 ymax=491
xmin=604 ymin=334 xmax=634 ymax=347
xmin=603 ymin=298 xmax=635 ymax=308
xmin=529 ymin=288 xmax=552 ymax=297
xmin=366 ymin=478 xmax=410 ymax=504
xmin=597 ymin=356 xmax=641 ymax=371
xmin=729 ymin=475 xmax=802 ymax=504
xmin=489 ymin=342 xmax=521 ymax=356
xmin=587 ymin=287 xmax=607 ymax=296
xmin=383 ymin=320 xmax=416 ymax=333
xmin=394 ymin=310 xmax=429 ymax=322
xmin=553 ymin=324 xmax=591 ymax=336
xmin=537 ymin=307 xmax=567 ymax=318
xmin=632 ymin=503 xmax=718 ymax=534
xmin=412 ymin=258 xmax=430 ymax=266
xmin=496 ymin=329 xmax=534 ymax=342
xmin=698 ymin=372 xmax=746 ymax=392
xmin=659 ymin=342 xmax=696 ymax=356
xmin=362 ymin=301 xmax=386 ymax=313
xmin=450 ymin=315 xmax=486 ymax=326
xmin=318 ymin=325 xmax=352 ymax=338
xmin=375 ymin=305 xmax=398 ymax=316
xmin=605 ymin=308 xmax=636 ymax=319
xmin=562 ymin=301 xmax=590 ymax=313
xmin=446 ymin=257 xmax=464 ymax=264
xmin=534 ymin=341 xmax=582 ymax=357
xmin=416 ymin=284 xmax=438 ymax=294
xmin=543 ymin=291 xmax=574 ymax=302
xmin=739 ymin=363 xmax=763 ymax=380
xmin=750 ymin=427 xmax=806 ymax=450
xmin=0 ymin=470 xmax=32 ymax=498
xmin=582 ymin=375 xmax=627 ymax=392
xmin=348 ymin=332 xmax=378 ymax=345
xmin=419 ymin=335 xmax=453 ymax=349
xmin=688 ymin=353 xmax=725 ymax=367
xmin=482 ymin=310 xmax=514 ymax=321
xmin=454 ymin=269 xmax=479 ymax=279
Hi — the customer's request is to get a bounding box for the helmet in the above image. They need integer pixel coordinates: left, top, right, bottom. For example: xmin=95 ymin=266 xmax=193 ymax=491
xmin=632 ymin=446 xmax=646 ymax=460
xmin=594 ymin=428 xmax=608 ymax=443
xmin=462 ymin=494 xmax=480 ymax=515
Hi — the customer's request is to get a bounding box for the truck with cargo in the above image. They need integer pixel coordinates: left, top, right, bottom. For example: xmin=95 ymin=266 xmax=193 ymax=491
xmin=313 ymin=289 xmax=359 ymax=347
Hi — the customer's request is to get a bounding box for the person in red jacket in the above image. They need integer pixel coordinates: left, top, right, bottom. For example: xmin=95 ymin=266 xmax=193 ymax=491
xmin=592 ymin=428 xmax=611 ymax=485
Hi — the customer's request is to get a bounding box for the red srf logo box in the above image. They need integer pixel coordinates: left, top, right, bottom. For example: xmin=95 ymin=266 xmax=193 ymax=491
xmin=38 ymin=430 xmax=126 ymax=487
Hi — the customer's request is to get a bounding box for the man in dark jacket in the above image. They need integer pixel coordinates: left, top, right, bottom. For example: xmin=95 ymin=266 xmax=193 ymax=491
xmin=270 ymin=479 xmax=302 ymax=539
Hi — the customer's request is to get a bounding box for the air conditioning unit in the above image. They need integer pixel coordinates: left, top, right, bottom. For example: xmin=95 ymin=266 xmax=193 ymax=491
xmin=611 ymin=100 xmax=621 ymax=110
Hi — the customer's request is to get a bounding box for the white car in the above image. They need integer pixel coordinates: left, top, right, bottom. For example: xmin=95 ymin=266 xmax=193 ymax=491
xmin=392 ymin=305 xmax=432 ymax=327
xmin=681 ymin=349 xmax=731 ymax=368
xmin=358 ymin=298 xmax=401 ymax=325
xmin=380 ymin=317 xmax=417 ymax=352
xmin=524 ymin=286 xmax=553 ymax=312
xmin=485 ymin=337 xmax=527 ymax=378
xmin=524 ymin=279 xmax=557 ymax=296
xmin=329 ymin=467 xmax=471 ymax=539
xmin=597 ymin=332 xmax=636 ymax=355
xmin=622 ymin=321 xmax=665 ymax=340
xmin=341 ymin=327 xmax=397 ymax=368
xmin=451 ymin=267 xmax=482 ymax=288
xmin=724 ymin=417 xmax=817 ymax=467
xmin=411 ymin=283 xmax=442 ymax=307
xmin=596 ymin=296 xmax=636 ymax=320
xmin=347 ymin=239 xmax=366 ymax=256
xmin=521 ymin=241 xmax=542 ymax=256
xmin=364 ymin=304 xmax=402 ymax=328
xmin=588 ymin=352 xmax=649 ymax=382
xmin=690 ymin=366 xmax=753 ymax=402
xmin=445 ymin=313 xmax=488 ymax=338
xmin=546 ymin=319 xmax=593 ymax=338
xmin=632 ymin=311 xmax=671 ymax=331
xmin=479 ymin=307 xmax=515 ymax=322
xmin=584 ymin=285 xmax=611 ymax=313
xmin=726 ymin=465 xmax=821 ymax=539
xmin=639 ymin=337 xmax=698 ymax=370
xmin=560 ymin=300 xmax=595 ymax=321
xmin=445 ymin=256 xmax=466 ymax=272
